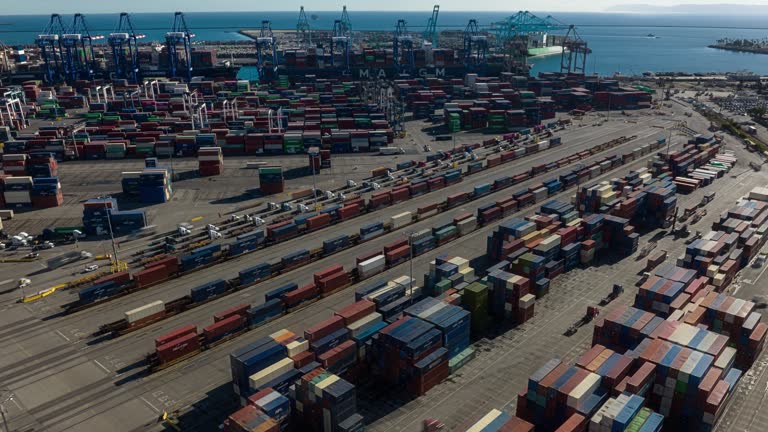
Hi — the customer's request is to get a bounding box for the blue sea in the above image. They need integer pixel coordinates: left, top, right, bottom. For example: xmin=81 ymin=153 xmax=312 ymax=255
xmin=3 ymin=11 xmax=768 ymax=76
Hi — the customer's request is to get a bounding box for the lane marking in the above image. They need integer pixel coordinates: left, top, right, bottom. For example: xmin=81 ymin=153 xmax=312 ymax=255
xmin=0 ymin=279 xmax=14 ymax=286
xmin=94 ymin=360 xmax=110 ymax=374
xmin=140 ymin=396 xmax=161 ymax=413
xmin=55 ymin=330 xmax=70 ymax=342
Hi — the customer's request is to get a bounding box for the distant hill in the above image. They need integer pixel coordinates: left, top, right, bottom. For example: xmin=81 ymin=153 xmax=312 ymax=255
xmin=606 ymin=3 xmax=768 ymax=14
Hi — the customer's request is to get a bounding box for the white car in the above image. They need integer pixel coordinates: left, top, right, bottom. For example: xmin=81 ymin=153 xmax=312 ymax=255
xmin=41 ymin=241 xmax=55 ymax=249
xmin=84 ymin=264 xmax=99 ymax=273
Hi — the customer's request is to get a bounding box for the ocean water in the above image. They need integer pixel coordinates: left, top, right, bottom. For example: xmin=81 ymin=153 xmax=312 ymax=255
xmin=3 ymin=11 xmax=768 ymax=76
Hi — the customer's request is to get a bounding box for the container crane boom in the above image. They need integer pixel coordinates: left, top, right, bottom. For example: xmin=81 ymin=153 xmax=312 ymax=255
xmin=165 ymin=12 xmax=195 ymax=81
xmin=422 ymin=5 xmax=439 ymax=48
xmin=393 ymin=20 xmax=415 ymax=73
xmin=108 ymin=12 xmax=144 ymax=83
xmin=296 ymin=6 xmax=312 ymax=49
xmin=36 ymin=14 xmax=68 ymax=83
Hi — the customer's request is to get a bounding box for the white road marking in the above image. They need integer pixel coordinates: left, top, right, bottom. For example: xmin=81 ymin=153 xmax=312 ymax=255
xmin=55 ymin=330 xmax=70 ymax=342
xmin=140 ymin=396 xmax=161 ymax=413
xmin=94 ymin=360 xmax=110 ymax=374
xmin=0 ymin=279 xmax=14 ymax=286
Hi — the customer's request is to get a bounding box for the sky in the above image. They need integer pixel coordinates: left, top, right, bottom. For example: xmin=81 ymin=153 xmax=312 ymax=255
xmin=5 ymin=0 xmax=768 ymax=14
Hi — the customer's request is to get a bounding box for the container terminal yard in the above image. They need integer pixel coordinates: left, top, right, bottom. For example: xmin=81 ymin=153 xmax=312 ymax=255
xmin=1 ymin=6 xmax=768 ymax=432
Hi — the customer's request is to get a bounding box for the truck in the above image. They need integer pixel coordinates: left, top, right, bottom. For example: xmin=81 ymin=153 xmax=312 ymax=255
xmin=380 ymin=147 xmax=405 ymax=155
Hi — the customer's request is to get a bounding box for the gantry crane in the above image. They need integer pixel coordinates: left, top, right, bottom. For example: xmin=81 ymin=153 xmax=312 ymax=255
xmin=36 ymin=14 xmax=68 ymax=83
xmin=108 ymin=12 xmax=144 ymax=83
xmin=61 ymin=14 xmax=102 ymax=82
xmin=393 ymin=20 xmax=415 ymax=74
xmin=166 ymin=12 xmax=195 ymax=81
xmin=256 ymin=20 xmax=278 ymax=81
xmin=422 ymin=5 xmax=439 ymax=49
xmin=560 ymin=25 xmax=590 ymax=75
xmin=492 ymin=11 xmax=564 ymax=75
xmin=296 ymin=6 xmax=312 ymax=49
xmin=330 ymin=6 xmax=352 ymax=70
xmin=463 ymin=19 xmax=488 ymax=68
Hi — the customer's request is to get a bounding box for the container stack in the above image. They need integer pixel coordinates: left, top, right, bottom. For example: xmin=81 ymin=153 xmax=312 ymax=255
xmin=27 ymin=153 xmax=58 ymax=178
xmin=81 ymin=197 xmax=118 ymax=235
xmin=121 ymin=172 xmax=141 ymax=195
xmin=405 ymin=297 xmax=471 ymax=359
xmin=109 ymin=210 xmax=148 ymax=234
xmin=461 ymin=409 xmax=534 ymax=432
xmin=487 ymin=269 xmax=534 ymax=323
xmin=3 ymin=176 xmax=33 ymax=208
xmin=424 ymin=255 xmax=477 ymax=296
xmin=2 ymin=154 xmax=27 ymax=176
xmin=198 ymin=146 xmax=224 ymax=176
xmin=139 ymin=168 xmax=173 ymax=204
xmin=292 ymin=369 xmax=360 ymax=432
xmin=259 ymin=166 xmax=284 ymax=195
xmin=30 ymin=177 xmax=63 ymax=208
xmin=462 ymin=281 xmax=490 ymax=334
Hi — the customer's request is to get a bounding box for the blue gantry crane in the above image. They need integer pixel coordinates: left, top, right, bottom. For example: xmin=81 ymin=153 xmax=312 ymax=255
xmin=463 ymin=19 xmax=488 ymax=69
xmin=422 ymin=5 xmax=439 ymax=49
xmin=296 ymin=6 xmax=312 ymax=49
xmin=60 ymin=14 xmax=102 ymax=82
xmin=256 ymin=20 xmax=278 ymax=81
xmin=330 ymin=6 xmax=352 ymax=71
xmin=108 ymin=12 xmax=144 ymax=83
xmin=36 ymin=14 xmax=68 ymax=83
xmin=393 ymin=20 xmax=415 ymax=74
xmin=165 ymin=12 xmax=195 ymax=81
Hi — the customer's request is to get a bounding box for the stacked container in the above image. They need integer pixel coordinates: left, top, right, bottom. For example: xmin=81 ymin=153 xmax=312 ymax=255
xmin=3 ymin=176 xmax=33 ymax=208
xmin=2 ymin=154 xmax=27 ymax=175
xmin=31 ymin=177 xmax=63 ymax=208
xmin=139 ymin=168 xmax=173 ymax=204
xmin=27 ymin=152 xmax=58 ymax=178
xmin=259 ymin=166 xmax=284 ymax=195
xmin=198 ymin=146 xmax=224 ymax=176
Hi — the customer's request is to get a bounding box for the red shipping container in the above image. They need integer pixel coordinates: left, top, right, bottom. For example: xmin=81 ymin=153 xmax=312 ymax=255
xmin=134 ymin=265 xmax=170 ymax=287
xmin=156 ymin=332 xmax=200 ymax=364
xmin=92 ymin=270 xmax=132 ymax=287
xmin=155 ymin=324 xmax=198 ymax=347
xmin=318 ymin=271 xmax=350 ymax=294
xmin=357 ymin=250 xmax=384 ymax=264
xmin=203 ymin=315 xmax=246 ymax=342
xmin=553 ymin=413 xmax=585 ymax=432
xmin=335 ymin=300 xmax=376 ymax=325
xmin=214 ymin=304 xmax=250 ymax=322
xmin=305 ymin=315 xmax=345 ymax=342
xmin=307 ymin=213 xmax=332 ymax=231
xmin=292 ymin=350 xmax=316 ymax=368
xmin=384 ymin=238 xmax=409 ymax=253
xmin=385 ymin=245 xmax=411 ymax=264
xmin=283 ymin=283 xmax=319 ymax=306
xmin=148 ymin=255 xmax=179 ymax=273
xmin=314 ymin=265 xmax=344 ymax=283
xmin=318 ymin=340 xmax=356 ymax=368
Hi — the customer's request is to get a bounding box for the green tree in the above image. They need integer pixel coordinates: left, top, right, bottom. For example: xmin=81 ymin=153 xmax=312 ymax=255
xmin=748 ymin=106 xmax=767 ymax=119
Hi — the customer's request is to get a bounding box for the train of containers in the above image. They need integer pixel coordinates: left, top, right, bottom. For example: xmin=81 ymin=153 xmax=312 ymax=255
xmin=80 ymin=197 xmax=147 ymax=236
xmin=218 ymin=256 xmax=476 ymax=432
xmin=0 ymin=78 xmax=397 ymax=161
xmin=512 ymin=186 xmax=768 ymax=432
xmin=148 ymin=144 xmax=722 ymax=407
xmin=76 ymin=131 xmax=661 ymax=316
xmin=0 ymin=152 xmax=63 ymax=209
xmin=395 ymin=72 xmax=652 ymax=132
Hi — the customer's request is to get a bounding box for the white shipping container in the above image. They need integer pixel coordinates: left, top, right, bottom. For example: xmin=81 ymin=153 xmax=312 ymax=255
xmin=4 ymin=191 xmax=31 ymax=203
xmin=567 ymin=372 xmax=601 ymax=410
xmin=460 ymin=267 xmax=475 ymax=280
xmin=125 ymin=300 xmax=165 ymax=323
xmin=286 ymin=339 xmax=310 ymax=357
xmin=448 ymin=256 xmax=470 ymax=271
xmin=4 ymin=176 xmax=33 ymax=184
xmin=198 ymin=155 xmax=224 ymax=162
xmin=358 ymin=255 xmax=386 ymax=278
xmin=519 ymin=294 xmax=536 ymax=309
xmin=348 ymin=312 xmax=383 ymax=337
xmin=3 ymin=154 xmax=28 ymax=161
xmin=248 ymin=357 xmax=294 ymax=390
xmin=0 ymin=209 xmax=14 ymax=219
xmin=466 ymin=409 xmax=503 ymax=432
xmin=457 ymin=217 xmax=477 ymax=235
xmin=714 ymin=347 xmax=736 ymax=372
xmin=390 ymin=211 xmax=413 ymax=229
xmin=392 ymin=275 xmax=415 ymax=289
xmin=313 ymin=375 xmax=340 ymax=398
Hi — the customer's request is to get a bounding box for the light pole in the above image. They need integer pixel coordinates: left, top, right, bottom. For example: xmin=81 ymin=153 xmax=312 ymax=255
xmin=405 ymin=231 xmax=415 ymax=294
xmin=308 ymin=147 xmax=320 ymax=209
xmin=0 ymin=388 xmax=13 ymax=432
